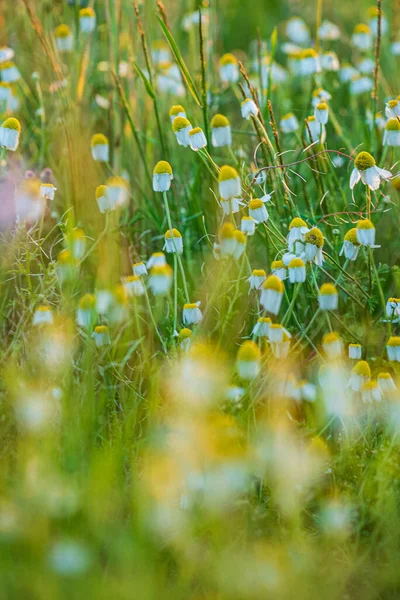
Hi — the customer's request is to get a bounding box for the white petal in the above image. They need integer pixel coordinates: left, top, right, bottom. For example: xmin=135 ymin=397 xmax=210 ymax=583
xmin=376 ymin=166 xmax=392 ymax=180
xmin=349 ymin=168 xmax=361 ymax=189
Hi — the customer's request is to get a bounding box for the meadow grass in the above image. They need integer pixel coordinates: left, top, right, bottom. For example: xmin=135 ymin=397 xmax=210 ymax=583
xmin=1 ymin=0 xmax=400 ymax=598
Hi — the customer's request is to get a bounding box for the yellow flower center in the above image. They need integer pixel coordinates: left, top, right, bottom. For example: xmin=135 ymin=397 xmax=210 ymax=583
xmin=219 ymin=165 xmax=239 ymax=182
xmin=320 ymin=283 xmax=337 ymax=295
xmin=305 ymin=228 xmax=324 ymax=247
xmin=211 ymin=114 xmax=230 ymax=128
xmin=354 ymin=151 xmax=376 ymax=171
xmin=249 ymin=199 xmax=264 ymax=210
xmin=1 ymin=117 xmax=21 ymax=132
xmin=165 ymin=228 xmax=181 ymax=238
xmin=289 ymin=257 xmax=305 ymax=268
xmin=263 ymin=275 xmax=284 ymax=293
xmin=220 ymin=53 xmax=238 ymax=66
xmin=352 ymin=360 xmax=371 ymax=377
xmin=154 ymin=160 xmax=172 ymax=175
xmin=344 ymin=228 xmax=360 ymax=244
xmin=237 ymin=340 xmax=260 ymax=361
xmin=356 ymin=218 xmax=374 ymax=230
xmin=169 ymin=105 xmax=185 ymax=116
xmin=172 ymin=117 xmax=190 ymax=132
xmin=55 ymin=24 xmax=71 ymax=38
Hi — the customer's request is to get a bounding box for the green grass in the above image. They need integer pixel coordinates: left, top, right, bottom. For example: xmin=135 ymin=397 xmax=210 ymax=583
xmin=1 ymin=0 xmax=400 ymax=598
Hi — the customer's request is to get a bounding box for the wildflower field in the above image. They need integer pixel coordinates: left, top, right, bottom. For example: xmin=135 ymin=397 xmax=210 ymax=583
xmin=2 ymin=0 xmax=400 ymax=597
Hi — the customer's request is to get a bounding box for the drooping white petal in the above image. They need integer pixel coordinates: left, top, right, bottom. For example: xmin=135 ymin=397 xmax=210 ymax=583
xmin=349 ymin=168 xmax=361 ymax=189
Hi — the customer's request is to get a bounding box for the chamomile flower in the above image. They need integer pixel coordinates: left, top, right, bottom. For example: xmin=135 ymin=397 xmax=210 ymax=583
xmin=361 ymin=380 xmax=382 ymax=403
xmin=146 ymin=252 xmax=166 ymax=269
xmin=350 ymin=75 xmax=373 ymax=96
xmin=151 ymin=40 xmax=171 ymax=65
xmin=133 ymin=262 xmax=147 ymax=277
xmin=321 ymin=52 xmax=340 ymax=72
xmin=305 ymin=116 xmax=325 ymax=143
xmin=33 ymin=306 xmax=54 ymax=327
xmin=312 ymin=88 xmax=332 ymax=106
xmin=210 ymin=114 xmax=232 ymax=148
xmin=348 ymin=360 xmax=370 ymax=391
xmin=318 ymin=20 xmax=340 ymax=41
xmin=241 ymin=98 xmax=258 ymax=120
xmin=0 ymin=117 xmax=21 ymax=151
xmin=219 ymin=197 xmax=242 ymax=216
xmin=177 ymin=328 xmax=192 ymax=352
xmin=76 ymin=294 xmax=96 ymax=329
xmin=248 ymin=198 xmax=269 ymax=223
xmin=183 ymin=302 xmax=202 ymax=325
xmin=169 ymin=105 xmax=186 ymax=123
xmin=383 ymin=118 xmax=400 ymax=147
xmin=95 ymin=290 xmax=114 ymax=315
xmin=236 ymin=341 xmax=261 ymax=381
xmin=79 ymin=8 xmax=96 ymax=33
xmin=40 ymin=183 xmax=57 ymax=201
xmin=299 ymin=49 xmax=321 ymax=76
xmin=377 ymin=372 xmax=396 ymax=393
xmin=387 ymin=336 xmax=400 ymax=362
xmin=314 ymin=102 xmax=329 ymax=125
xmin=357 ymin=57 xmax=374 ymax=74
xmin=219 ymin=53 xmax=239 ymax=83
xmin=385 ymin=99 xmax=400 ymax=119
xmin=247 ymin=269 xmax=267 ymax=290
xmin=0 ymin=60 xmax=20 ymax=82
xmin=367 ymin=6 xmax=388 ymax=36
xmin=107 ymin=176 xmax=129 ymax=207
xmin=164 ymin=229 xmax=183 ymax=254
xmin=65 ymin=227 xmax=86 ymax=260
xmin=95 ymin=185 xmax=113 ymax=214
xmin=351 ymin=152 xmax=392 ymax=191
xmin=148 ymin=264 xmax=173 ymax=295
xmin=322 ymin=331 xmax=343 ymax=359
xmin=352 ymin=24 xmax=373 ymax=50
xmin=241 ymin=216 xmax=256 ymax=235
xmin=252 ymin=317 xmax=271 ymax=338
xmin=319 ymin=283 xmax=338 ymax=311
xmin=386 ymin=298 xmax=400 ymax=320
xmin=348 ymin=343 xmax=362 ymax=359
xmin=287 ymin=217 xmax=309 ymax=252
xmin=288 ymin=257 xmax=306 ymax=283
xmin=268 ymin=323 xmax=285 ymax=343
xmin=340 ymin=228 xmax=360 ymax=261
xmin=92 ymin=325 xmax=110 ymax=347
xmin=0 ymin=46 xmax=14 ymax=62
xmin=233 ymin=230 xmax=246 ymax=260
xmin=0 ymin=82 xmax=11 ymax=102
xmin=260 ymin=275 xmax=284 ymax=315
xmin=366 ymin=110 xmax=386 ymax=131
xmin=55 ymin=25 xmax=73 ymax=52
xmin=391 ymin=40 xmax=400 ymax=55
xmin=56 ymin=249 xmax=76 ymax=283
xmin=218 ymin=166 xmax=241 ymax=200
xmin=286 ymin=17 xmax=310 ymax=45
xmin=189 ymin=127 xmax=207 ymax=151
xmin=356 ymin=219 xmax=376 ymax=247
xmin=91 ymin=134 xmax=109 ymax=162
xmin=280 ymin=113 xmax=299 ymax=133
xmin=153 ymin=161 xmax=173 ymax=192
xmin=271 ymin=260 xmax=287 ymax=280
xmin=339 ymin=63 xmax=358 ymax=83
xmin=272 ymin=330 xmax=291 ymax=359
xmin=123 ymin=275 xmax=145 ymax=297
xmin=304 ymin=228 xmax=324 ymax=265
xmin=172 ymin=116 xmax=192 ymax=147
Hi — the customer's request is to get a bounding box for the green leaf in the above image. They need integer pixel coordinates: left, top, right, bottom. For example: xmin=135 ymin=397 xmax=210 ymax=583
xmin=157 ymin=16 xmax=202 ymax=107
xmin=132 ymin=60 xmax=155 ymax=100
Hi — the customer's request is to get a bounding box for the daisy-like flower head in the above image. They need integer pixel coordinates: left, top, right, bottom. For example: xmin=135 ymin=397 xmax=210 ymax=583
xmin=304 ymin=228 xmax=324 ymax=265
xmin=177 ymin=327 xmax=192 ymax=352
xmin=218 ymin=165 xmax=241 ymax=200
xmin=241 ymin=98 xmax=258 ymax=120
xmin=148 ymin=264 xmax=173 ymax=295
xmin=146 ymin=252 xmax=166 ymax=269
xmin=305 ymin=115 xmax=325 ymax=143
xmin=55 ymin=24 xmax=73 ymax=52
xmin=77 ymin=293 xmax=96 ymax=329
xmin=367 ymin=5 xmax=388 ymax=35
xmin=321 ymin=51 xmax=340 ymax=72
xmin=387 ymin=336 xmax=400 ymax=362
xmin=385 ymin=99 xmax=400 ymax=119
xmin=0 ymin=60 xmax=20 ymax=83
xmin=271 ymin=260 xmax=287 ymax=280
xmin=280 ymin=113 xmax=299 ymax=133
xmin=340 ymin=228 xmax=360 ymax=261
xmin=377 ymin=372 xmax=396 ymax=393
xmin=351 ymin=151 xmax=392 ymax=191
xmin=252 ymin=317 xmax=271 ymax=338
xmin=91 ymin=133 xmax=109 ymax=162
xmin=0 ymin=46 xmax=14 ymax=63
xmin=219 ymin=53 xmax=239 ymax=83
xmin=361 ymin=379 xmax=382 ymax=403
xmin=318 ymin=20 xmax=341 ymax=41
xmin=352 ymin=23 xmax=373 ymax=50
xmin=350 ymin=74 xmax=373 ymax=96
xmin=348 ymin=360 xmax=371 ymax=392
xmin=40 ymin=183 xmax=57 ymax=201
xmin=65 ymin=227 xmax=86 ymax=260
xmin=319 ymin=283 xmax=338 ymax=311
xmin=236 ymin=340 xmax=261 ymax=381
xmin=92 ymin=325 xmax=110 ymax=347
xmin=95 ymin=184 xmax=112 ymax=214
xmin=260 ymin=275 xmax=284 ymax=315
xmin=169 ymin=105 xmax=186 ymax=123
xmin=247 ymin=268 xmax=267 ymax=290
xmin=314 ymin=102 xmax=329 ymax=125
xmin=33 ymin=305 xmax=54 ymax=327
xmin=233 ymin=230 xmax=246 ymax=260
xmin=348 ymin=343 xmax=362 ymax=359
xmin=217 ymin=222 xmax=237 ymax=258
xmin=0 ymin=117 xmax=21 ymax=151
xmin=183 ymin=302 xmax=202 ymax=325
xmin=189 ymin=127 xmax=207 ymax=151
xmin=288 ymin=257 xmax=306 ymax=283
xmin=210 ymin=114 xmax=232 ymax=147
xmin=107 ymin=176 xmax=129 ymax=207
xmin=164 ymin=228 xmax=183 ymax=254
xmin=123 ymin=275 xmax=145 ymax=297
xmin=312 ymin=87 xmax=332 ymax=106
xmin=132 ymin=262 xmax=147 ymax=277
xmin=286 ymin=17 xmax=310 ymax=44
xmin=172 ymin=116 xmax=192 ymax=147
xmin=299 ymin=48 xmax=321 ymax=76
xmin=79 ymin=7 xmax=96 ymax=33
xmin=153 ymin=160 xmax=173 ymax=192
xmin=248 ymin=198 xmax=268 ymax=223
xmin=383 ymin=118 xmax=400 ymax=147
xmin=240 ymin=216 xmax=256 ymax=236
xmin=386 ymin=297 xmax=400 ymax=319
xmin=287 ymin=217 xmax=309 ymax=251
xmin=322 ymin=331 xmax=343 ymax=359
xmin=356 ymin=219 xmax=376 ymax=247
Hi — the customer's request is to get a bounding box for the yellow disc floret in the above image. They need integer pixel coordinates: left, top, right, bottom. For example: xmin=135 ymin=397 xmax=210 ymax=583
xmin=249 ymin=199 xmax=264 ymax=210
xmin=154 ymin=160 xmax=172 ymax=175
xmin=96 ymin=185 xmax=108 ymax=199
xmin=172 ymin=117 xmax=190 ymax=132
xmin=344 ymin=228 xmax=360 ymax=245
xmin=385 ymin=118 xmax=400 ymax=131
xmin=252 ymin=269 xmax=266 ymax=277
xmin=55 ymin=24 xmax=71 ymax=38
xmin=320 ymin=283 xmax=337 ymax=295
xmin=219 ymin=222 xmax=236 ymax=239
xmin=237 ymin=340 xmax=260 ymax=361
xmin=354 ymin=151 xmax=375 ymax=171
xmin=289 ymin=257 xmax=305 ymax=268
xmin=211 ymin=114 xmax=230 ymax=128
xmin=2 ymin=117 xmax=21 ymax=132
xmin=91 ymin=133 xmax=108 ymax=147
xmin=169 ymin=105 xmax=185 ymax=116
xmin=220 ymin=53 xmax=238 ymax=66
xmin=387 ymin=336 xmax=400 ymax=347
xmin=219 ymin=165 xmax=239 ymax=182
xmin=357 ymin=218 xmax=374 ymax=230
xmin=165 ymin=228 xmax=181 ymax=238
xmin=263 ymin=275 xmax=284 ymax=293
xmin=352 ymin=360 xmax=371 ymax=377
xmin=289 ymin=217 xmax=307 ymax=229
xmin=305 ymin=228 xmax=324 ymax=247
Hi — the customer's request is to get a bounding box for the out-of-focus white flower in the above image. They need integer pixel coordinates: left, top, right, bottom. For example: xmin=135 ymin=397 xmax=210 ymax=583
xmin=219 ymin=53 xmax=239 ymax=83
xmin=236 ymin=341 xmax=260 ymax=381
xmin=183 ymin=302 xmax=202 ymax=325
xmin=0 ymin=117 xmax=21 ymax=151
xmin=241 ymin=98 xmax=258 ymax=120
xmin=55 ymin=25 xmax=73 ymax=52
xmin=91 ymin=133 xmax=109 ymax=162
xmin=318 ymin=20 xmax=340 ymax=40
xmin=153 ymin=161 xmax=173 ymax=192
xmin=286 ymin=17 xmax=310 ymax=44
xmin=352 ymin=23 xmax=373 ymax=50
xmin=321 ymin=51 xmax=340 ymax=71
xmin=319 ymin=283 xmax=338 ymax=311
xmin=383 ymin=118 xmax=400 ymax=147
xmin=163 ymin=229 xmax=183 ymax=254
xmin=79 ymin=7 xmax=96 ymax=33
xmin=280 ymin=112 xmax=299 ymax=133
xmin=211 ymin=114 xmax=232 ymax=147
xmin=33 ymin=306 xmax=54 ymax=327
